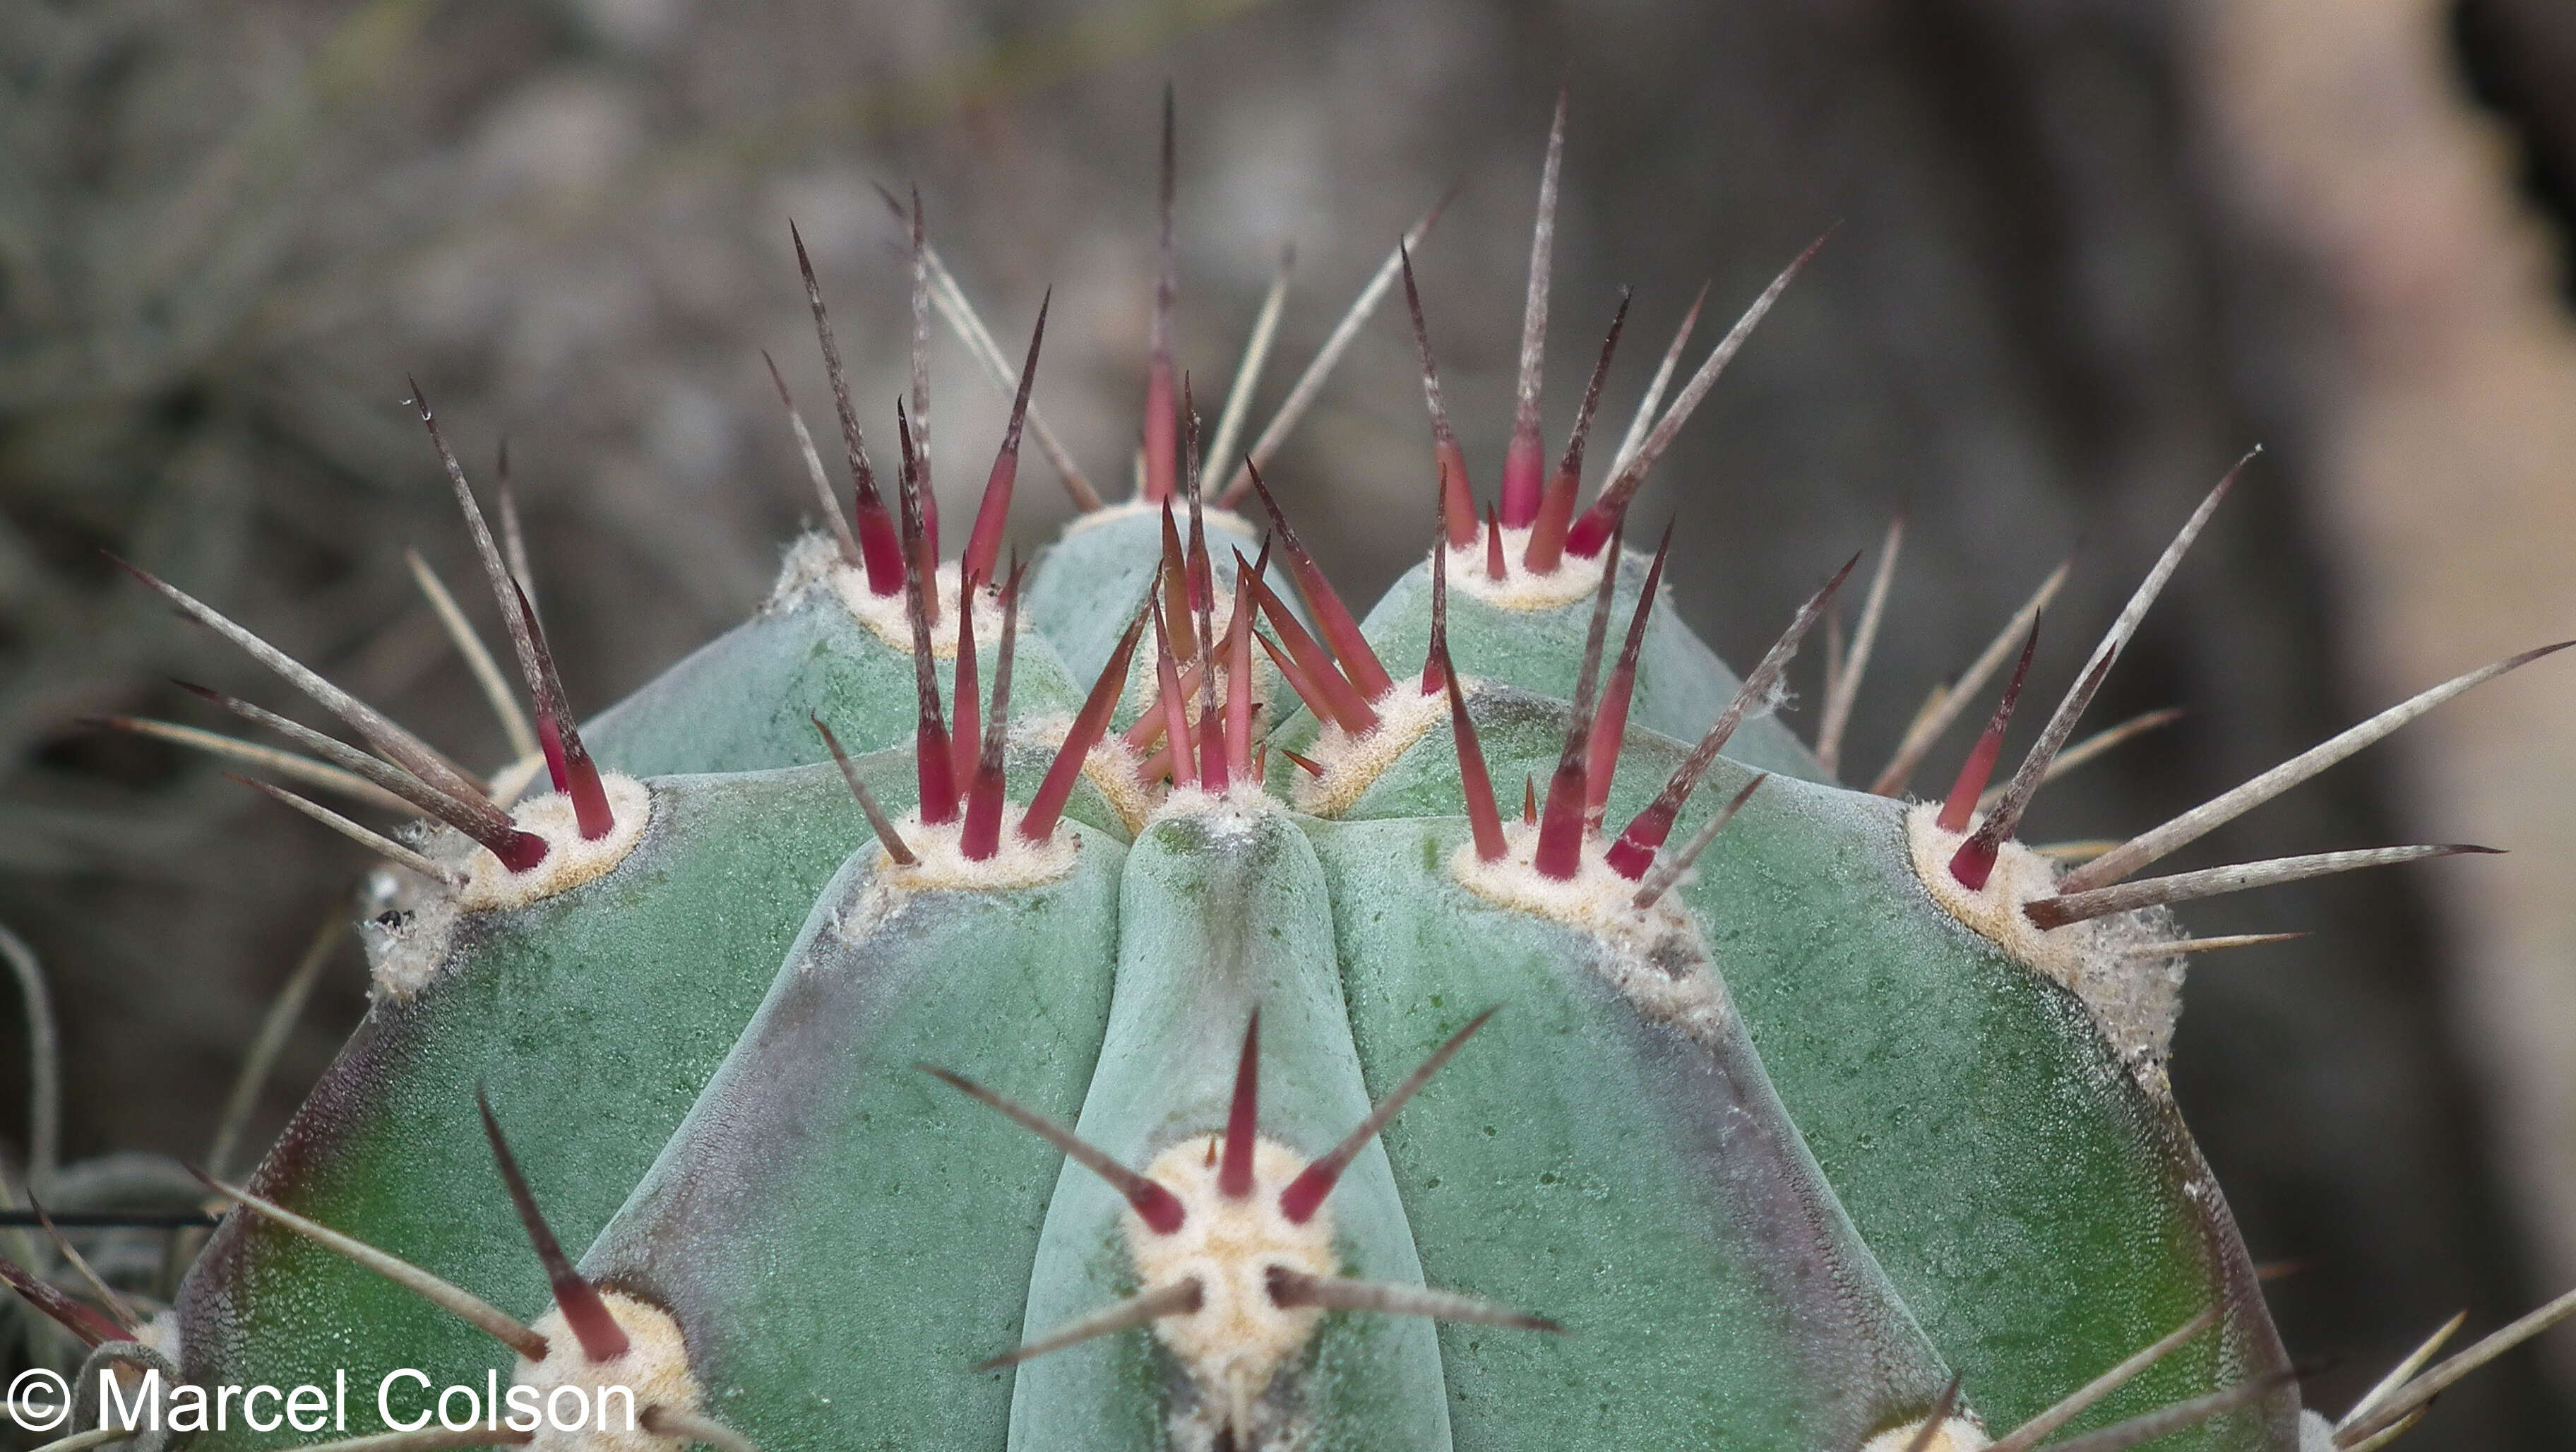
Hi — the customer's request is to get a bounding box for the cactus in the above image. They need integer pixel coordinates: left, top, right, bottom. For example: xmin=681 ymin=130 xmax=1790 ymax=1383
xmin=16 ymin=95 xmax=2576 ymax=1452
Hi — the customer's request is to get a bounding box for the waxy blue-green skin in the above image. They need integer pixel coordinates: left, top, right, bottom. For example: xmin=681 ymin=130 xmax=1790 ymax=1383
xmin=1009 ymin=807 xmax=1451 ymax=1451
xmin=174 ymin=525 xmax=2300 ymax=1452
xmin=1308 ymin=814 xmax=1953 ymax=1451
xmin=177 ymin=763 xmax=866 ymax=1452
xmin=583 ymin=826 xmax=1128 ymax=1451
xmin=171 ymin=741 xmax=1128 ymax=1452
xmin=1292 ymin=665 xmax=2294 ymax=1447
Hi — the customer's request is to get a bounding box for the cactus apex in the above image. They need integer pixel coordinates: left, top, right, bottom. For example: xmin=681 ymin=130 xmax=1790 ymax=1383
xmin=143 ymin=89 xmax=2576 ymax=1452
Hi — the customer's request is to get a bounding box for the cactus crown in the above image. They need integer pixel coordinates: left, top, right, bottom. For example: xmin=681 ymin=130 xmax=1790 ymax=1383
xmin=13 ymin=90 xmax=2575 ymax=1452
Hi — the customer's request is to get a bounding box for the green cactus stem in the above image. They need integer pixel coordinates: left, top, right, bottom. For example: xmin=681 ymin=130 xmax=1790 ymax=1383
xmin=23 ymin=93 xmax=2576 ymax=1452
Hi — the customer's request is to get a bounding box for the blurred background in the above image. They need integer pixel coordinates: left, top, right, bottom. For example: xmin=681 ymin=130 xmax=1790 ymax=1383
xmin=4 ymin=0 xmax=2575 ymax=1443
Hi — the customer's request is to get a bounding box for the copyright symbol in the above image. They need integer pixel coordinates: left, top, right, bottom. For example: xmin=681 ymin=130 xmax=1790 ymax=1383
xmin=7 ymin=1367 xmax=69 ymax=1432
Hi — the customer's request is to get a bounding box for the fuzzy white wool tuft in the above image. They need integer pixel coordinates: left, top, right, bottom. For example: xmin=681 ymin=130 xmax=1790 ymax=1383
xmin=1125 ymin=1136 xmax=1337 ymax=1446
xmin=1904 ymin=802 xmax=2186 ymax=1085
xmin=514 ymin=1292 xmax=701 ymax=1452
xmin=455 ymin=775 xmax=653 ymax=912
xmin=1450 ymin=823 xmax=1733 ymax=1045
xmin=1858 ymin=1415 xmax=1993 ymax=1452
xmin=1287 ymin=684 xmax=1447 ymax=819
xmin=1441 ymin=525 xmax=1609 ymax=610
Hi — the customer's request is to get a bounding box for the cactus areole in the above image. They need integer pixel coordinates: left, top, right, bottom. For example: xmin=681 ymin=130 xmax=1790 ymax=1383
xmin=56 ymin=95 xmax=2573 ymax=1452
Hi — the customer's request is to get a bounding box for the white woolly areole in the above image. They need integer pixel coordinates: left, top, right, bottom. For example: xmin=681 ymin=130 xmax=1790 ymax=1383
xmin=834 ymin=809 xmax=1080 ymax=941
xmin=1059 ymin=496 xmax=1256 ymax=541
xmin=364 ymin=892 xmax=458 ymax=1003
xmin=1859 ymin=1415 xmax=1992 ymax=1452
xmin=455 ymin=775 xmax=653 ymax=913
xmin=1450 ymin=823 xmax=1734 ymax=1042
xmin=765 ymin=531 xmax=850 ymax=609
xmin=368 ymin=776 xmax=655 ymax=1001
xmin=1148 ymin=780 xmax=1284 ymax=829
xmin=1126 ymin=1136 xmax=1337 ymax=1446
xmin=885 ymin=808 xmax=1080 ymax=888
xmin=138 ymin=1308 xmax=180 ymax=1359
xmin=513 ymin=1292 xmax=700 ymax=1452
xmin=1285 ymin=684 xmax=1447 ymax=819
xmin=831 ymin=557 xmax=1015 ymax=657
xmin=1443 ymin=524 xmax=1609 ymax=611
xmin=90 ymin=1314 xmax=181 ymax=1420
xmin=767 ymin=533 xmax=1019 ymax=657
xmin=1904 ymin=802 xmax=2188 ymax=1085
xmin=491 ymin=754 xmax=547 ymax=809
